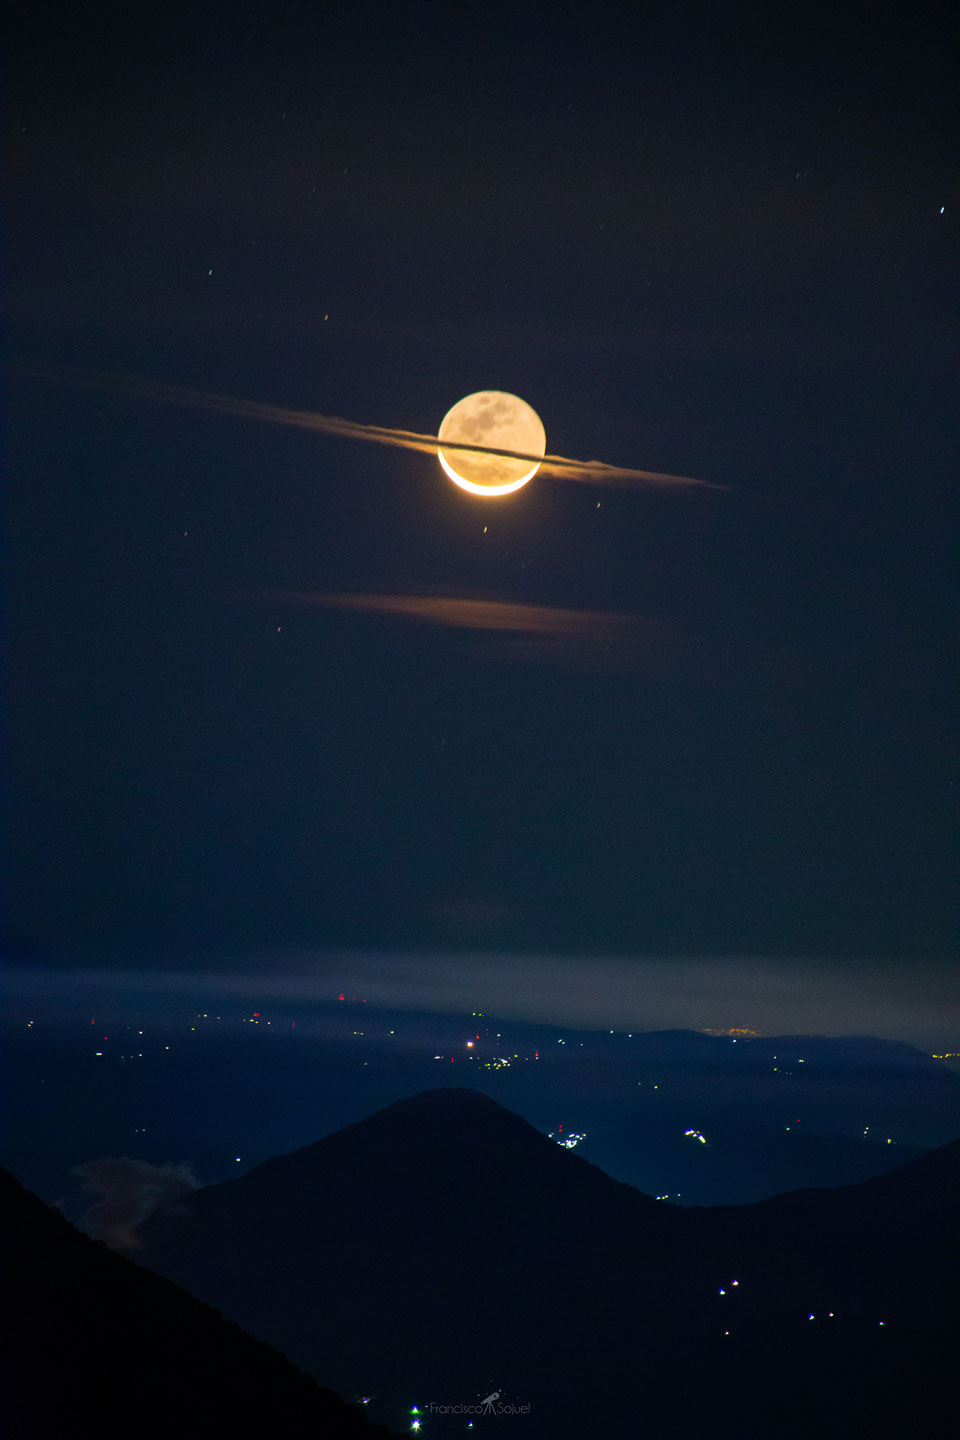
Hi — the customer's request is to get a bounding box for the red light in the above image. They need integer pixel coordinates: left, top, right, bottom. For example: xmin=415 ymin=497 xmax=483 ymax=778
xmin=253 ymin=1012 xmax=259 ymax=1017
xmin=338 ymin=993 xmax=345 ymax=1001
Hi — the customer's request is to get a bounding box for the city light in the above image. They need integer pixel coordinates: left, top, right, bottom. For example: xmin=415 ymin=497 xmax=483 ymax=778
xmin=549 ymin=1130 xmax=587 ymax=1150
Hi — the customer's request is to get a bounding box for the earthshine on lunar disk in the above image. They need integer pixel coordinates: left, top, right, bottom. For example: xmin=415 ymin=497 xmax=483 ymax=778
xmin=437 ymin=391 xmax=546 ymax=496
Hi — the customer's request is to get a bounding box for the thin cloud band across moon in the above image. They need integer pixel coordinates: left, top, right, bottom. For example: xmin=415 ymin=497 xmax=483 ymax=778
xmin=17 ymin=365 xmax=715 ymax=492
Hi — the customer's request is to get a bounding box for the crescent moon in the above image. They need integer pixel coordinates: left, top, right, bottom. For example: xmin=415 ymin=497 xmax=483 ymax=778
xmin=437 ymin=391 xmax=546 ymax=497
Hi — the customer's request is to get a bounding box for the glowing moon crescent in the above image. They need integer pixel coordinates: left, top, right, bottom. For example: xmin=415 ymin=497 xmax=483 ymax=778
xmin=437 ymin=391 xmax=546 ymax=497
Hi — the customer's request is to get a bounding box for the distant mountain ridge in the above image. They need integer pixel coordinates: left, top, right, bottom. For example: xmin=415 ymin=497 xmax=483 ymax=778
xmin=6 ymin=1012 xmax=955 ymax=1209
xmin=137 ymin=1087 xmax=960 ymax=1438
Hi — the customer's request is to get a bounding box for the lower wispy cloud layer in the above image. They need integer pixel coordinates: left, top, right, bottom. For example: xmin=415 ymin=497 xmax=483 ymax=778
xmin=6 ymin=954 xmax=956 ymax=1049
xmin=263 ymin=590 xmax=664 ymax=667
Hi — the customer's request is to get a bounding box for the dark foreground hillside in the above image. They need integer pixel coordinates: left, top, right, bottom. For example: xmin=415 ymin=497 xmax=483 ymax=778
xmin=137 ymin=1088 xmax=959 ymax=1439
xmin=0 ymin=1168 xmax=396 ymax=1440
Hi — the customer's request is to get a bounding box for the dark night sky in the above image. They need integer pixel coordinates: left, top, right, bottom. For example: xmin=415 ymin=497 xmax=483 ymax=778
xmin=4 ymin=3 xmax=955 ymax=992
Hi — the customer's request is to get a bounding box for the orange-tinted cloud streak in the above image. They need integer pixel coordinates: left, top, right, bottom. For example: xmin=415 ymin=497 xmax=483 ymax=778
xmin=265 ymin=590 xmax=665 ymax=668
xmin=18 ymin=363 xmax=714 ymax=490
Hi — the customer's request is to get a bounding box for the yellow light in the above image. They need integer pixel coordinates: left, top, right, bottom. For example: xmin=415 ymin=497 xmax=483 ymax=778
xmin=437 ymin=447 xmax=540 ymax=497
